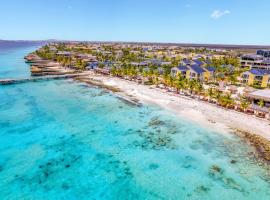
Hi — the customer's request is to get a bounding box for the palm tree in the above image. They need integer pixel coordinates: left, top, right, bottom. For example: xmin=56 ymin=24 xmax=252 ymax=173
xmin=168 ymin=75 xmax=175 ymax=88
xmin=188 ymin=79 xmax=197 ymax=94
xmin=162 ymin=74 xmax=170 ymax=88
xmin=173 ymin=75 xmax=184 ymax=93
xmin=130 ymin=67 xmax=138 ymax=79
xmin=213 ymin=90 xmax=222 ymax=102
xmin=152 ymin=70 xmax=160 ymax=86
xmin=218 ymin=93 xmax=235 ymax=108
xmin=194 ymin=81 xmax=203 ymax=95
xmin=142 ymin=69 xmax=149 ymax=78
xmin=111 ymin=66 xmax=117 ymax=76
xmin=224 ymin=94 xmax=234 ymax=108
xmin=240 ymin=97 xmax=250 ymax=112
xmin=206 ymin=88 xmax=215 ymax=101
xmin=258 ymin=99 xmax=265 ymax=108
xmin=181 ymin=78 xmax=190 ymax=93
xmin=217 ymin=95 xmax=226 ymax=107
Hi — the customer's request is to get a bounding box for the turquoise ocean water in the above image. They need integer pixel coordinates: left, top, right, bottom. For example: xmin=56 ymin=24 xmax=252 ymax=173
xmin=0 ymin=46 xmax=270 ymax=199
xmin=0 ymin=46 xmax=38 ymax=79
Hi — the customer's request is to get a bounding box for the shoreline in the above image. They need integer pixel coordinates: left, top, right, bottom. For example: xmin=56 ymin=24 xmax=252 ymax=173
xmin=75 ymin=71 xmax=270 ymax=163
xmin=77 ymin=71 xmax=270 ymax=138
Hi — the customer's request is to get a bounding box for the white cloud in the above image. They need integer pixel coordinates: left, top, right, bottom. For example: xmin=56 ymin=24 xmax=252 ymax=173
xmin=211 ymin=10 xmax=230 ymax=19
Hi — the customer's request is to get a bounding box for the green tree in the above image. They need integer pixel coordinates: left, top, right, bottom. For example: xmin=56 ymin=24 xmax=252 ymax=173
xmin=240 ymin=97 xmax=250 ymax=111
xmin=258 ymin=100 xmax=265 ymax=108
xmin=218 ymin=93 xmax=235 ymax=108
xmin=173 ymin=74 xmax=184 ymax=92
xmin=75 ymin=59 xmax=87 ymax=70
xmin=206 ymin=88 xmax=216 ymax=100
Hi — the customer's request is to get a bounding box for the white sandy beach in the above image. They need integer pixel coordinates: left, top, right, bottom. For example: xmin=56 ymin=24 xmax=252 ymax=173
xmin=83 ymin=72 xmax=270 ymax=140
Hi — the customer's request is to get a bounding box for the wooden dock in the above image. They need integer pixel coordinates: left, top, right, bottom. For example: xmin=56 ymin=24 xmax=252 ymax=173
xmin=0 ymin=72 xmax=90 ymax=85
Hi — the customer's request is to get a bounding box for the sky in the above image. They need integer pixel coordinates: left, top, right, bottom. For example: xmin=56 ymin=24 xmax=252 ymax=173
xmin=0 ymin=0 xmax=269 ymax=45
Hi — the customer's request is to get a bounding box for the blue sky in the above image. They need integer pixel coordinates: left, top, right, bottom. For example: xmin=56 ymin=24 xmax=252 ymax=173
xmin=0 ymin=0 xmax=269 ymax=45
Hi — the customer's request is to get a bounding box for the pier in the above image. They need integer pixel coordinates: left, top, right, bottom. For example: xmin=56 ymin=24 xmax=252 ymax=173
xmin=0 ymin=72 xmax=91 ymax=85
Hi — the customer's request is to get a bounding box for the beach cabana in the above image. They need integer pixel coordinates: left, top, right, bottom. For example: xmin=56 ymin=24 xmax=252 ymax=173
xmin=247 ymin=89 xmax=270 ymax=118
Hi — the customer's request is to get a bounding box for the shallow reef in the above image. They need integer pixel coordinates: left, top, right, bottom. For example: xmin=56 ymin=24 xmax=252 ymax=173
xmin=208 ymin=164 xmax=245 ymax=193
xmin=235 ymin=130 xmax=270 ymax=165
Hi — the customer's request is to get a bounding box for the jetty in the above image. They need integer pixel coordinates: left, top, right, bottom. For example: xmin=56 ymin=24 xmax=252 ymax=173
xmin=0 ymin=72 xmax=91 ymax=85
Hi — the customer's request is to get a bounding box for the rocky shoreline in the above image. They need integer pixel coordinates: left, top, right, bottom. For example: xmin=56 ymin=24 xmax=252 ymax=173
xmin=74 ymin=76 xmax=141 ymax=107
xmin=235 ymin=130 xmax=270 ymax=165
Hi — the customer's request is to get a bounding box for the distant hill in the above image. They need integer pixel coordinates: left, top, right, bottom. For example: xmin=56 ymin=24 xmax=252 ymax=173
xmin=1 ymin=39 xmax=270 ymax=50
xmin=0 ymin=40 xmax=47 ymax=50
xmin=88 ymin=41 xmax=270 ymax=50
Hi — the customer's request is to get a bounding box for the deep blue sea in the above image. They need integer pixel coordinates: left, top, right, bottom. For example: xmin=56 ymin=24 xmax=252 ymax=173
xmin=0 ymin=45 xmax=270 ymax=199
xmin=0 ymin=43 xmax=41 ymax=79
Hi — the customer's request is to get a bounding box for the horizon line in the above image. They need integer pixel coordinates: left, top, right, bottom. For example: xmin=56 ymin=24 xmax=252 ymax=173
xmin=1 ymin=39 xmax=270 ymax=49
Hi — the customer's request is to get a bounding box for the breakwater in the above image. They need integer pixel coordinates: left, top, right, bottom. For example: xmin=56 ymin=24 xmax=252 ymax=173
xmin=0 ymin=73 xmax=86 ymax=85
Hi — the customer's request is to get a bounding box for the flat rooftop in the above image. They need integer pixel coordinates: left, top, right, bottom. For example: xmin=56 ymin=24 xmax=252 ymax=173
xmin=248 ymin=89 xmax=270 ymax=101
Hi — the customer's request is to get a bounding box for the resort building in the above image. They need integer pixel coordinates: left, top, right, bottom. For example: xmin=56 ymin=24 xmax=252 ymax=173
xmin=171 ymin=65 xmax=215 ymax=82
xmin=171 ymin=65 xmax=189 ymax=77
xmin=189 ymin=65 xmax=207 ymax=81
xmin=241 ymin=69 xmax=270 ymax=88
xmin=246 ymin=89 xmax=270 ymax=115
xmin=251 ymin=60 xmax=270 ymax=70
xmin=56 ymin=51 xmax=74 ymax=57
xmin=147 ymin=59 xmax=171 ymax=66
xmin=86 ymin=62 xmax=98 ymax=70
xmin=240 ymin=54 xmax=264 ymax=68
xmin=179 ymin=58 xmax=208 ymax=67
xmin=193 ymin=59 xmax=206 ymax=66
xmin=180 ymin=59 xmax=193 ymax=66
xmin=241 ymin=53 xmax=270 ymax=70
xmin=257 ymin=50 xmax=270 ymax=58
xmin=75 ymin=54 xmax=97 ymax=60
xmin=205 ymin=66 xmax=216 ymax=78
